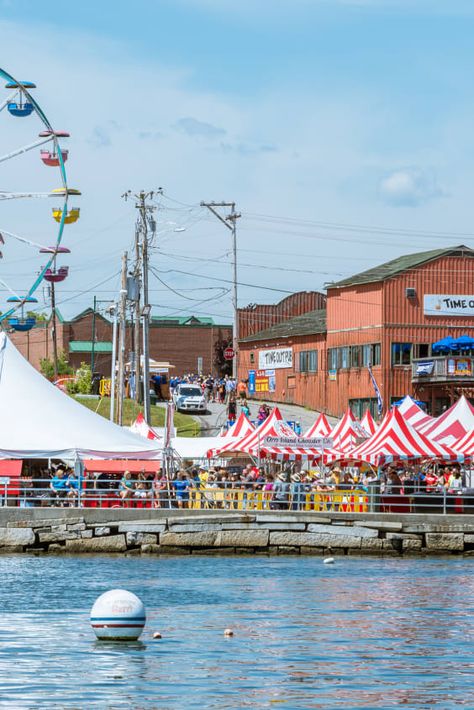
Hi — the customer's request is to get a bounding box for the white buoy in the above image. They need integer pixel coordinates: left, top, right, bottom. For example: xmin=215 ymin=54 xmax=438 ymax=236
xmin=224 ymin=628 xmax=234 ymax=637
xmin=323 ymin=557 xmax=335 ymax=565
xmin=90 ymin=589 xmax=146 ymax=641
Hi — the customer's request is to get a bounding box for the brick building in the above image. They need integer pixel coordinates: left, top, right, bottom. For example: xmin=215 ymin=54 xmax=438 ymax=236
xmin=8 ymin=309 xmax=232 ymax=378
xmin=238 ymin=245 xmax=474 ymax=418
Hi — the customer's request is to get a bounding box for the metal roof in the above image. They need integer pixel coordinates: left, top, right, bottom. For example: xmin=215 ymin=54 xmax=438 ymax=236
xmin=327 ymin=245 xmax=474 ymax=289
xmin=240 ymin=309 xmax=326 ymax=343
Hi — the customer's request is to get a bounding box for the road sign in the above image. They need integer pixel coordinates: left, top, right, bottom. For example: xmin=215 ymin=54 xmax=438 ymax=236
xmin=224 ymin=347 xmax=235 ymax=360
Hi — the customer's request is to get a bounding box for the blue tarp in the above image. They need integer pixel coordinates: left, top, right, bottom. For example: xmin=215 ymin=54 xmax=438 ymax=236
xmin=432 ymin=334 xmax=474 ymax=352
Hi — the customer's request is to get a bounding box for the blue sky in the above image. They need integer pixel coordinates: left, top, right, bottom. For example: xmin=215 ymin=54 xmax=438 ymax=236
xmin=2 ymin=0 xmax=474 ymax=322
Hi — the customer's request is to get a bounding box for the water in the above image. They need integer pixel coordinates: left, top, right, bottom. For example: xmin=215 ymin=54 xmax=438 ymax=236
xmin=0 ymin=554 xmax=473 ymax=708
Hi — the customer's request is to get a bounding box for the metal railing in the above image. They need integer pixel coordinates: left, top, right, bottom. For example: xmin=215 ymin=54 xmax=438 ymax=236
xmin=3 ymin=477 xmax=474 ymax=514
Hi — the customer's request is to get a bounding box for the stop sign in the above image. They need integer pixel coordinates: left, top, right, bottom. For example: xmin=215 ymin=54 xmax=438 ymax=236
xmin=224 ymin=347 xmax=235 ymax=360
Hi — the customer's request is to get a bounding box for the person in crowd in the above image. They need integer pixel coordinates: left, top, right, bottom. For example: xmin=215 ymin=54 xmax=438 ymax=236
xmin=173 ymin=471 xmax=190 ymax=509
xmin=272 ymin=470 xmax=291 ymax=510
xmin=263 ymin=473 xmax=274 ymax=508
xmin=240 ymin=399 xmax=251 ymax=418
xmin=218 ymin=379 xmax=226 ymax=404
xmin=227 ymin=392 xmax=237 ymax=423
xmin=50 ymin=467 xmax=68 ymax=506
xmin=65 ymin=468 xmax=79 ymax=506
xmin=290 ymin=473 xmax=306 ymax=511
xmin=257 ymin=404 xmax=269 ymax=425
xmin=448 ymin=468 xmax=463 ymax=492
xmin=237 ymin=379 xmax=247 ymax=400
xmin=119 ymin=471 xmax=135 ymax=502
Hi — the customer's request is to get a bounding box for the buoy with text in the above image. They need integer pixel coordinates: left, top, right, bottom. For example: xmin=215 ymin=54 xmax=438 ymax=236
xmin=90 ymin=589 xmax=146 ymax=641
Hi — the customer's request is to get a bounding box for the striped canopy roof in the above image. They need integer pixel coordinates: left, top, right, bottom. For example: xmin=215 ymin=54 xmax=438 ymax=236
xmin=451 ymin=427 xmax=474 ymax=458
xmin=360 ymin=409 xmax=377 ymax=436
xmin=304 ymin=412 xmax=332 ymax=438
xmin=419 ymin=395 xmax=474 ymax=445
xmin=208 ymin=407 xmax=346 ymax=461
xmin=330 ymin=407 xmax=369 ymax=451
xmin=341 ymin=406 xmax=461 ymax=466
xmin=395 ymin=395 xmax=434 ymax=431
xmin=221 ymin=412 xmax=255 ymax=438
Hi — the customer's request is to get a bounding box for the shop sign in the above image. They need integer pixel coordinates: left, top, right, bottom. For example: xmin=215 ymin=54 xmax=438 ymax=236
xmin=248 ymin=370 xmax=256 ymax=394
xmin=264 ymin=436 xmax=334 ymax=448
xmin=258 ymin=348 xmax=293 ymax=370
xmin=447 ymin=358 xmax=472 ymax=377
xmin=255 ymin=369 xmax=276 ymax=393
xmin=328 ymin=369 xmax=337 ymax=381
xmin=424 ymin=294 xmax=474 ymax=317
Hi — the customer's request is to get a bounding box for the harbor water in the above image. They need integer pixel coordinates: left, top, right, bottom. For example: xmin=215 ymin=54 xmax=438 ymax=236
xmin=0 ymin=554 xmax=473 ymax=708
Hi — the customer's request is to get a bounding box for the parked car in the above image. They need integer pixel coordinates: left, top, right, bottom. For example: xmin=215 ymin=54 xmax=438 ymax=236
xmin=173 ymin=384 xmax=207 ymax=413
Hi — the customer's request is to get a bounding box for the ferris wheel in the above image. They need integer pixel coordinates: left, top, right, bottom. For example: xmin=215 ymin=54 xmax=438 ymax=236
xmin=0 ymin=66 xmax=80 ymax=332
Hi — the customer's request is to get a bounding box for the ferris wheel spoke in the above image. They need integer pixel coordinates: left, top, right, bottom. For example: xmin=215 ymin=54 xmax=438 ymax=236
xmin=0 ymin=91 xmax=18 ymax=114
xmin=0 ymin=135 xmax=53 ymax=165
xmin=0 ymin=228 xmax=51 ymax=251
xmin=0 ymin=191 xmax=51 ymax=200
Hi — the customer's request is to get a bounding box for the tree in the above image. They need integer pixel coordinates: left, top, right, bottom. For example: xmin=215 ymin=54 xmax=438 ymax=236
xmin=26 ymin=311 xmax=48 ymax=322
xmin=40 ymin=351 xmax=73 ymax=381
xmin=66 ymin=362 xmax=92 ymax=395
xmin=214 ymin=337 xmax=232 ymax=376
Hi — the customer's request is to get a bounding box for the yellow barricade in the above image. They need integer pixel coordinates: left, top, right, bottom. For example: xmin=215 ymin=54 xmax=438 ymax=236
xmin=189 ymin=487 xmax=368 ymax=512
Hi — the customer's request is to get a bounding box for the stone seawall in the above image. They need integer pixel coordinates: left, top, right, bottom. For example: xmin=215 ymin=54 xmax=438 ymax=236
xmin=1 ymin=509 xmax=474 ymax=556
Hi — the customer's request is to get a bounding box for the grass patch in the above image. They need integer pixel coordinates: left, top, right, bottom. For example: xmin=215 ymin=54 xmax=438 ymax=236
xmin=73 ymin=396 xmax=200 ymax=437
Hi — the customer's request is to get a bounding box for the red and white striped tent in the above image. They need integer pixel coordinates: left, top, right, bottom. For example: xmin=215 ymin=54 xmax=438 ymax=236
xmin=360 ymin=409 xmax=378 ymax=436
xmin=330 ymin=407 xmax=368 ymax=451
xmin=130 ymin=413 xmax=161 ymax=441
xmin=339 ymin=406 xmax=461 ymax=466
xmin=419 ymin=395 xmax=474 ymax=445
xmin=304 ymin=412 xmax=332 ymax=438
xmin=221 ymin=411 xmax=255 ymax=438
xmin=451 ymin=428 xmax=474 ymax=459
xmin=208 ymin=407 xmax=345 ymax=461
xmin=395 ymin=395 xmax=434 ymax=431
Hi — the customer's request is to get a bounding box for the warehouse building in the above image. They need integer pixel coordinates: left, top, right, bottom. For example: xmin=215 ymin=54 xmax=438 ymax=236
xmin=238 ymin=245 xmax=474 ymax=417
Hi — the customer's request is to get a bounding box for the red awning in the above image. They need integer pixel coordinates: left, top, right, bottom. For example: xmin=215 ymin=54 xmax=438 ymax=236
xmin=83 ymin=460 xmax=160 ymax=474
xmin=0 ymin=460 xmax=22 ymax=477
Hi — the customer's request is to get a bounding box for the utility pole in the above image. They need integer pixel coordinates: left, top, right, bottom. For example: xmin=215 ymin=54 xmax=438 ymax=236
xmin=50 ymin=282 xmax=58 ymax=381
xmin=123 ymin=189 xmax=160 ymax=425
xmin=117 ymin=251 xmax=128 ymax=426
xmin=133 ymin=223 xmax=141 ymax=404
xmin=109 ymin=302 xmax=118 ymax=422
xmin=91 ymin=295 xmax=97 ymax=374
xmin=200 ymin=201 xmax=241 ymax=378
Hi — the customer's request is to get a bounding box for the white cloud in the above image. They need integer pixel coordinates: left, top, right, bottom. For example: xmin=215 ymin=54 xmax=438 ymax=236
xmin=173 ymin=117 xmax=226 ymax=139
xmin=378 ymin=168 xmax=445 ymax=207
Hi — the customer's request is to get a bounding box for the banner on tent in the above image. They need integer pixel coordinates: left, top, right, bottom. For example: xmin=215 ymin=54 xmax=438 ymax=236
xmin=424 ymin=294 xmax=474 ymax=316
xmin=264 ymin=436 xmax=334 ymax=448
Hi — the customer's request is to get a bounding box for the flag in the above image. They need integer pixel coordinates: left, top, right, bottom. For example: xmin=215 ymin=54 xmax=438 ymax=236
xmin=130 ymin=412 xmax=160 ymax=440
xmin=368 ymin=364 xmax=383 ymax=416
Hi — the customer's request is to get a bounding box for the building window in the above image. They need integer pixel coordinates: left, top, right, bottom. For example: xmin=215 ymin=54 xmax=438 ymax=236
xmin=341 ymin=347 xmax=349 ymax=369
xmin=328 ymin=348 xmax=337 ymax=370
xmin=250 ymin=352 xmax=254 ymax=364
xmin=414 ymin=343 xmax=430 ymax=359
xmin=299 ymin=350 xmax=318 ymax=373
xmin=392 ymin=342 xmax=412 ymax=366
xmin=362 ymin=343 xmax=381 ymax=367
xmin=287 ymin=375 xmax=296 ymax=389
xmin=350 ymin=346 xmax=361 ymax=368
xmin=349 ymin=398 xmax=378 ymax=419
xmin=373 ymin=343 xmax=381 ymax=366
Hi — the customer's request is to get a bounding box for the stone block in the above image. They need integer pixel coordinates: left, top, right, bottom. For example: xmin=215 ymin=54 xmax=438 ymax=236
xmin=402 ymin=538 xmax=422 ymax=551
xmin=166 ymin=523 xmax=222 ymax=533
xmin=47 ymin=544 xmax=65 ymax=553
xmin=425 ymin=533 xmax=464 ymax=551
xmin=80 ymin=530 xmax=93 ymax=538
xmin=0 ymin=527 xmax=34 ymax=546
xmin=160 ymin=531 xmax=218 ymax=547
xmin=269 ymin=531 xmax=361 ymax=548
xmin=0 ymin=545 xmax=23 ymax=553
xmin=256 ymin=514 xmax=330 ymax=524
xmin=235 ymin=547 xmax=256 ymax=554
xmin=464 ymin=534 xmax=474 ymax=544
xmin=216 ymin=530 xmax=269 ymax=548
xmin=254 ymin=523 xmax=306 ymax=531
xmin=93 ymin=527 xmax=111 ymax=537
xmin=277 ymin=546 xmax=300 ymax=554
xmin=386 ymin=532 xmax=422 ymax=540
xmin=126 ymin=532 xmax=157 ymax=546
xmin=51 ymin=524 xmax=67 ymax=532
xmin=306 ymin=524 xmax=378 ymax=538
xmin=155 ymin=546 xmax=190 ymax=555
xmin=65 ymin=534 xmax=127 ymax=553
xmin=358 ymin=520 xmax=403 ymax=531
xmin=141 ymin=543 xmax=161 ymax=554
xmin=66 ymin=523 xmax=86 ymax=531
xmin=117 ymin=523 xmax=167 ymax=533
xmin=38 ymin=530 xmax=81 ymax=543
xmin=361 ymin=538 xmax=384 ymax=549
xmin=192 ymin=548 xmax=234 ymax=555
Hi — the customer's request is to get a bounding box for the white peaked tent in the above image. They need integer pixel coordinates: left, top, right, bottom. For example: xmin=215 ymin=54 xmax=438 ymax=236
xmin=0 ymin=334 xmax=162 ymax=459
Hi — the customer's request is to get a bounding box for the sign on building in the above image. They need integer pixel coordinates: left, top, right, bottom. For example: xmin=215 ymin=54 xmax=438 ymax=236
xmin=424 ymin=294 xmax=474 ymax=317
xmin=255 ymin=369 xmax=276 ymax=393
xmin=258 ymin=348 xmax=293 ymax=370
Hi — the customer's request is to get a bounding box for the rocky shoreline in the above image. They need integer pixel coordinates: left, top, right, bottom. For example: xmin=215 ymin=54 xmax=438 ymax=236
xmin=1 ymin=509 xmax=474 ymax=556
